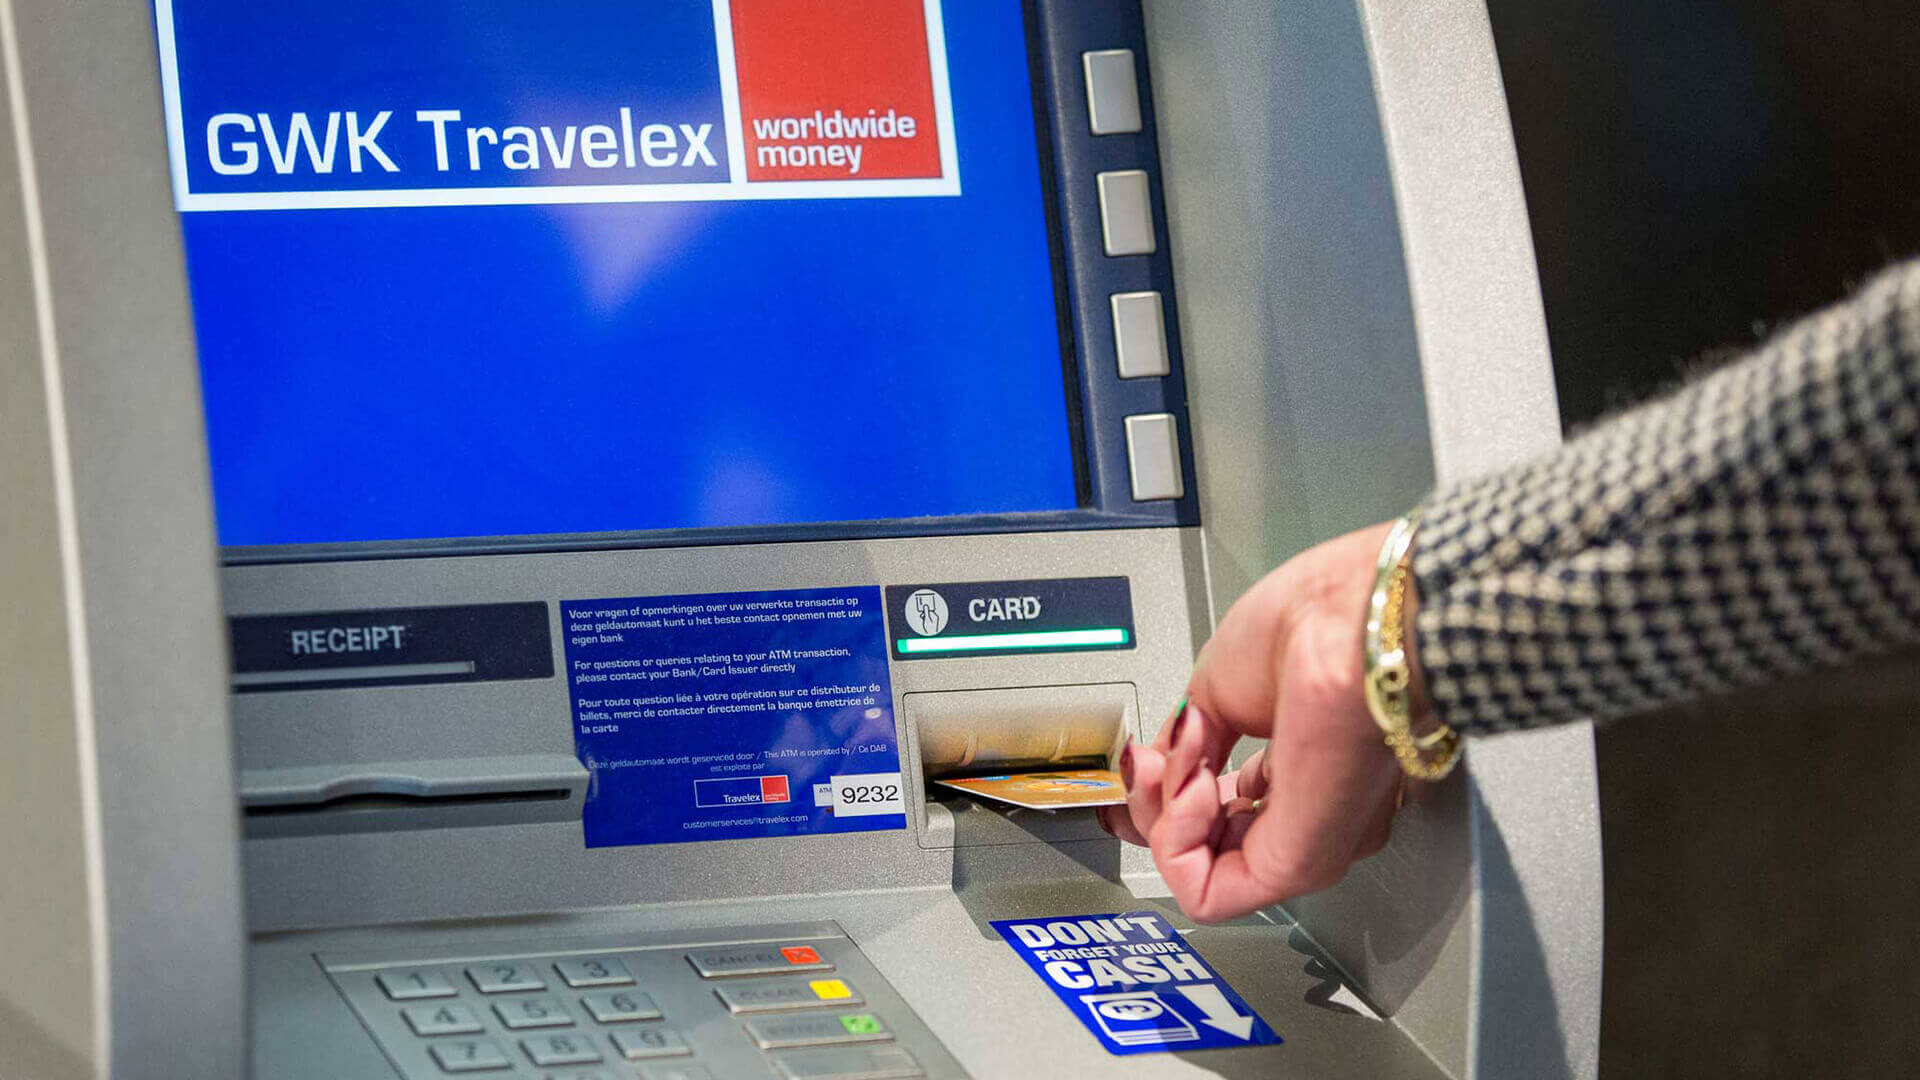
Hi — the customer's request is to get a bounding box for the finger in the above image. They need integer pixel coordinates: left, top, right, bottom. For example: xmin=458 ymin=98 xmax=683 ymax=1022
xmin=1149 ymin=698 xmax=1187 ymax=753
xmin=1354 ymin=778 xmax=1403 ymax=859
xmin=1120 ymin=742 xmax=1169 ymax=840
xmin=1158 ymin=704 xmax=1210 ymax=814
xmin=1217 ymin=725 xmax=1402 ymax=913
xmin=1216 ymin=798 xmax=1260 ymax=853
xmin=1235 ymin=747 xmax=1271 ymax=801
xmin=1099 ymin=749 xmax=1151 ymax=846
xmin=1147 ymin=764 xmax=1225 ymax=914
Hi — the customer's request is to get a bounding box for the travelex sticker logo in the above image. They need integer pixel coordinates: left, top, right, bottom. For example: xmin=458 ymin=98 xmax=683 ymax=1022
xmin=991 ymin=912 xmax=1283 ymax=1056
xmin=154 ymin=0 xmax=959 ymax=211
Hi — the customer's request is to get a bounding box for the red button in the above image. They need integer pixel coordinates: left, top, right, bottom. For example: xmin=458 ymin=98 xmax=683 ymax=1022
xmin=781 ymin=946 xmax=822 ymax=965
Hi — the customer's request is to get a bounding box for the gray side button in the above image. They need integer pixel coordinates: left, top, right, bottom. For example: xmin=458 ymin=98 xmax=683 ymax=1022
xmin=1097 ymin=170 xmax=1156 ymax=256
xmin=1083 ymin=49 xmax=1143 ymax=134
xmin=1111 ymin=291 xmax=1170 ymax=378
xmin=773 ymin=1046 xmax=924 ymax=1080
xmin=1124 ymin=414 xmax=1185 ymax=501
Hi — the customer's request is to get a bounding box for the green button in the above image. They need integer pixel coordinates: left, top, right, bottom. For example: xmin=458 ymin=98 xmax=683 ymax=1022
xmin=839 ymin=1014 xmax=884 ymax=1036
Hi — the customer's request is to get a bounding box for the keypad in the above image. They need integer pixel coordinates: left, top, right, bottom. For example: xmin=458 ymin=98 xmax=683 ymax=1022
xmin=324 ymin=925 xmax=957 ymax=1079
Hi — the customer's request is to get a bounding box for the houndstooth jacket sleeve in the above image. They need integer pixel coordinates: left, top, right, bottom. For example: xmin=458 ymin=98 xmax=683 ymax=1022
xmin=1413 ymin=259 xmax=1920 ymax=734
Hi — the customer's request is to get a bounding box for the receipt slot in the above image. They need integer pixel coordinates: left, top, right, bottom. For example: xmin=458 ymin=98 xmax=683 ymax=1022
xmin=906 ymin=684 xmax=1137 ymax=848
xmin=2 ymin=1 xmax=1601 ymax=1078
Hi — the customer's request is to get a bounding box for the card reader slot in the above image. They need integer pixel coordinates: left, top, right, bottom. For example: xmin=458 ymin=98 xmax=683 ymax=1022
xmin=240 ymin=754 xmax=589 ymax=838
xmin=904 ymin=684 xmax=1139 ymax=849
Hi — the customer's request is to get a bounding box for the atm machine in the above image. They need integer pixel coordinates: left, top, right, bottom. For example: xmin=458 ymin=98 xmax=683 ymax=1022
xmin=1 ymin=1 xmax=1602 ymax=1078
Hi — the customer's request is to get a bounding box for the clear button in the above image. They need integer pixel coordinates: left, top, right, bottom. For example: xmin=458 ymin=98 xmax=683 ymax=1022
xmin=715 ymin=977 xmax=864 ymax=1015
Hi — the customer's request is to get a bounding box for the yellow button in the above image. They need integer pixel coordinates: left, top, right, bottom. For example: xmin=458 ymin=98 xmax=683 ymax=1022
xmin=809 ymin=979 xmax=853 ymax=1000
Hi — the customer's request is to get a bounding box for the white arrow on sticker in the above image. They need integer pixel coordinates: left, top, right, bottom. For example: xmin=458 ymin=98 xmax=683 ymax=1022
xmin=1176 ymin=984 xmax=1254 ymax=1039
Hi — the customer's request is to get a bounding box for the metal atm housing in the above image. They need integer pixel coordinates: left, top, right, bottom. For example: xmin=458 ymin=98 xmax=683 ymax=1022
xmin=1 ymin=1 xmax=1602 ymax=1078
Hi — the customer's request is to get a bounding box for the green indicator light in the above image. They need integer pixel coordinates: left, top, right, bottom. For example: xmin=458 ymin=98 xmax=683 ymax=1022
xmin=840 ymin=1014 xmax=884 ymax=1035
xmin=896 ymin=628 xmax=1130 ymax=655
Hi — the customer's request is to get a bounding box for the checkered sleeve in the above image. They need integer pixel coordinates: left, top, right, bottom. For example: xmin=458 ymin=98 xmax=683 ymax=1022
xmin=1413 ymin=259 xmax=1920 ymax=733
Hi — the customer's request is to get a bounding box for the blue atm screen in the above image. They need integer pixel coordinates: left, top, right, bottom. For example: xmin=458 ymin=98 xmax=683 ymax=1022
xmin=157 ymin=1 xmax=1079 ymax=547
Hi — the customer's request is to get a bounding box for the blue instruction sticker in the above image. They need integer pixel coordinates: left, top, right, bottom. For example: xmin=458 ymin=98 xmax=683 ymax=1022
xmin=991 ymin=912 xmax=1283 ymax=1055
xmin=562 ymin=586 xmax=904 ymax=847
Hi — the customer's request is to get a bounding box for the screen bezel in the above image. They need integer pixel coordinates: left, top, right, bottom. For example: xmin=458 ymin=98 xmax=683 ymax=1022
xmin=203 ymin=0 xmax=1196 ymax=566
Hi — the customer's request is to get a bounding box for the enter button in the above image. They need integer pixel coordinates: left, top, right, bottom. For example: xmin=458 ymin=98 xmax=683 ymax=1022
xmin=745 ymin=1013 xmax=894 ymax=1050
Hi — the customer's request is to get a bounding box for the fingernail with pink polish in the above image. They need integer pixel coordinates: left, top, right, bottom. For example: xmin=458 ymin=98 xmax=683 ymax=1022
xmin=1119 ymin=743 xmax=1135 ymax=787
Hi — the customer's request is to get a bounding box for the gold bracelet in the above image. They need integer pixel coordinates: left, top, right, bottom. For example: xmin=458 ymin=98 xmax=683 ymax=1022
xmin=1363 ymin=511 xmax=1462 ymax=780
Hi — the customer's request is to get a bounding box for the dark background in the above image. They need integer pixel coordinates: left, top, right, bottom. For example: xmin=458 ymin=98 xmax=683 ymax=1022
xmin=1482 ymin=2 xmax=1920 ymax=1077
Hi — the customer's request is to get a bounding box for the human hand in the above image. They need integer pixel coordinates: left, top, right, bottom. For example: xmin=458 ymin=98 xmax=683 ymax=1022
xmin=1100 ymin=521 xmax=1422 ymax=921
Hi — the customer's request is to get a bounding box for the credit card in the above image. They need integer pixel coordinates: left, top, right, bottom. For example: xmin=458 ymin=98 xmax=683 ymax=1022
xmin=934 ymin=768 xmax=1127 ymax=811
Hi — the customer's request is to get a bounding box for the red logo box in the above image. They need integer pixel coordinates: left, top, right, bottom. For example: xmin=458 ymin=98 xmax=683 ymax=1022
xmin=730 ymin=0 xmax=944 ymax=182
xmin=759 ymin=775 xmax=792 ymax=803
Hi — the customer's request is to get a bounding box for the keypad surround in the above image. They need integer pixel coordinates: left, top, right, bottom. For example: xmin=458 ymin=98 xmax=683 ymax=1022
xmin=322 ymin=923 xmax=950 ymax=1079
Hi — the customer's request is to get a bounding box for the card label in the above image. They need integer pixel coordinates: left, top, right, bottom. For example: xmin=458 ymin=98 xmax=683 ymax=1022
xmin=991 ymin=912 xmax=1283 ymax=1055
xmin=884 ymin=577 xmax=1135 ymax=660
xmin=562 ymin=586 xmax=904 ymax=847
